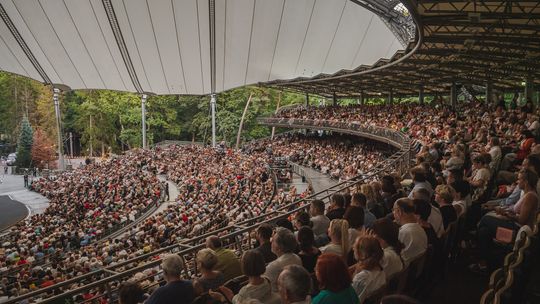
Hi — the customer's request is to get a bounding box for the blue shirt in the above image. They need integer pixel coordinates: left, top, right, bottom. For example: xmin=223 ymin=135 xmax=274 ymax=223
xmin=363 ymin=208 xmax=377 ymax=228
xmin=145 ymin=280 xmax=194 ymax=304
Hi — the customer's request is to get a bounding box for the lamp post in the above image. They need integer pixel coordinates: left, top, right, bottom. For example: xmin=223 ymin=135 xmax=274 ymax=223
xmin=53 ymin=88 xmax=65 ymax=170
xmin=141 ymin=93 xmax=148 ymax=149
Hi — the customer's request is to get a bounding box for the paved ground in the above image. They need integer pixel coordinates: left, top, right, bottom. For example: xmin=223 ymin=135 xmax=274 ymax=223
xmin=0 ymin=195 xmax=28 ymax=231
xmin=0 ymin=168 xmax=49 ymax=217
xmin=289 ymin=173 xmax=309 ymax=194
xmin=300 ymin=166 xmax=339 ymax=198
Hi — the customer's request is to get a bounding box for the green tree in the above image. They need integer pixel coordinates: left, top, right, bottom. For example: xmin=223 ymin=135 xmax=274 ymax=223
xmin=16 ymin=116 xmax=33 ymax=168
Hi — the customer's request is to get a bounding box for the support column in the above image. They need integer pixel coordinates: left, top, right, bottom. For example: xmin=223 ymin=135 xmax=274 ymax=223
xmin=141 ymin=94 xmax=147 ymax=149
xmin=359 ymin=91 xmax=365 ymax=105
xmin=486 ymin=80 xmax=493 ymax=104
xmin=53 ymin=88 xmax=65 ymax=171
xmin=211 ymin=94 xmax=217 ymax=147
xmin=450 ymin=82 xmax=458 ymax=108
xmin=418 ymin=85 xmax=424 ymax=104
xmin=69 ymin=132 xmax=73 ymax=158
xmin=525 ymin=74 xmax=534 ymax=101
xmin=305 ymin=93 xmax=309 ymax=107
xmin=332 ymin=92 xmax=337 ymax=106
xmin=387 ymin=90 xmax=394 ymax=105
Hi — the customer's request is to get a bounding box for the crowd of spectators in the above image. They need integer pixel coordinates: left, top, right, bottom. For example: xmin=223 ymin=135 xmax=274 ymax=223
xmin=245 ymin=133 xmax=392 ymax=181
xmin=111 ymin=100 xmax=539 ymax=304
xmin=4 ymin=99 xmax=540 ymax=304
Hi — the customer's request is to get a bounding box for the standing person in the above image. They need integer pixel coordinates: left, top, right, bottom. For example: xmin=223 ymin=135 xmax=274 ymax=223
xmin=145 ymin=254 xmax=194 ymax=304
xmin=23 ymin=171 xmax=29 ymax=188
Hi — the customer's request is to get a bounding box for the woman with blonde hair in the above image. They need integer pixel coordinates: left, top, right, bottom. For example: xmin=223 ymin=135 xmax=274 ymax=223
xmin=360 ymin=184 xmax=377 ymax=210
xmin=193 ymin=248 xmax=224 ymax=295
xmin=320 ymin=219 xmax=350 ymax=259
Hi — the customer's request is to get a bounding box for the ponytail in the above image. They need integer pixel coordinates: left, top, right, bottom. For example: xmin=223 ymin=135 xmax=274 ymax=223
xmin=330 ymin=219 xmax=350 ymax=259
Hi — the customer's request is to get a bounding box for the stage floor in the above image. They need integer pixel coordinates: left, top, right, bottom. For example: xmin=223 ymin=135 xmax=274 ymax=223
xmin=0 ymin=195 xmax=28 ymax=231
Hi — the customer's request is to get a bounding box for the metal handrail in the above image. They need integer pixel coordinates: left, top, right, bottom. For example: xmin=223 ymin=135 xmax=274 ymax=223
xmin=4 ymin=119 xmax=413 ymax=304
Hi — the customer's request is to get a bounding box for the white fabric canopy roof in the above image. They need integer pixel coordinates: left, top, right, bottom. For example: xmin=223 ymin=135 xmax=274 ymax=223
xmin=0 ymin=0 xmax=401 ymax=95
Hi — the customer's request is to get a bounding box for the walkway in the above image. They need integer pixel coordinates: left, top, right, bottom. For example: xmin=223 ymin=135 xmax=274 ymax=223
xmin=153 ymin=175 xmax=180 ymax=213
xmin=296 ymin=165 xmax=339 ymax=198
xmin=0 ymin=172 xmax=49 ymax=216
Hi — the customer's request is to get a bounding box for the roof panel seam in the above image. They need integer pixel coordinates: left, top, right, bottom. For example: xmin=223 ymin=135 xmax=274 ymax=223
xmin=171 ymin=0 xmax=188 ymax=94
xmin=196 ymin=0 xmax=205 ymax=93
xmin=36 ymin=0 xmax=87 ymax=88
xmin=267 ymin=0 xmax=286 ymax=81
xmin=243 ymin=0 xmax=256 ymax=85
xmin=62 ymin=0 xmax=107 ymax=89
xmin=221 ymin=0 xmax=227 ymax=91
xmin=0 ymin=1 xmax=50 ymax=84
xmin=350 ymin=14 xmax=374 ymax=67
xmin=0 ymin=29 xmax=32 ymax=77
xmin=293 ymin=0 xmax=317 ymax=76
xmin=321 ymin=0 xmax=348 ymax=72
xmin=89 ymin=0 xmax=129 ymax=91
xmin=145 ymin=0 xmax=170 ymax=94
xmin=119 ymin=0 xmax=152 ymax=93
xmin=101 ymin=0 xmax=143 ymax=93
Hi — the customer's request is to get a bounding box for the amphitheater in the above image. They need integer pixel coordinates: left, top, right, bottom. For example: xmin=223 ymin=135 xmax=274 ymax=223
xmin=0 ymin=1 xmax=539 ymax=304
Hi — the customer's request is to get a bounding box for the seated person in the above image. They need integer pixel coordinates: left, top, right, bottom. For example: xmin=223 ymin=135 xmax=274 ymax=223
xmin=206 ymin=236 xmax=242 ymax=282
xmin=312 ymin=253 xmax=359 ymax=304
xmin=326 ymin=194 xmax=346 ymax=220
xmin=371 ymin=218 xmax=404 ymax=279
xmin=320 ymin=219 xmax=350 ymax=260
xmin=472 ymin=168 xmax=539 ymax=273
xmin=435 ymin=185 xmax=458 ymax=230
xmin=392 ymin=198 xmax=428 ymax=267
xmin=193 ymin=248 xmax=224 ymax=295
xmin=277 ymin=265 xmax=312 ymax=304
xmin=254 ymin=224 xmax=277 ymax=264
xmin=145 ymin=254 xmax=194 ymax=304
xmin=351 ymin=236 xmax=386 ymax=303
xmin=232 ymin=250 xmax=280 ymax=304
xmin=297 ymin=226 xmax=321 ymax=273
xmin=264 ymin=227 xmax=302 ymax=292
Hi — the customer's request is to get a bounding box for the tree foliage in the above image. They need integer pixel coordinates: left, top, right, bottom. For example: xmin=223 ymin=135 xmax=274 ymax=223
xmin=0 ymin=71 xmax=307 ymax=156
xmin=32 ymin=128 xmax=56 ymax=169
xmin=16 ymin=116 xmax=33 ymax=168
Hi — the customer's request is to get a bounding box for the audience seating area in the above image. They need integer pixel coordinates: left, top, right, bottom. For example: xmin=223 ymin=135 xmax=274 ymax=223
xmin=3 ymin=100 xmax=540 ymax=304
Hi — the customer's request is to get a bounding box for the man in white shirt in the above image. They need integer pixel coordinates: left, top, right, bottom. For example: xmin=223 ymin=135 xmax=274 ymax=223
xmin=393 ymin=198 xmax=428 ymax=267
xmin=264 ymin=227 xmax=302 ymax=292
xmin=309 ymin=200 xmax=330 ymax=238
xmin=407 ymin=167 xmax=433 ymax=199
xmin=412 ymin=188 xmax=443 ymax=237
